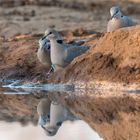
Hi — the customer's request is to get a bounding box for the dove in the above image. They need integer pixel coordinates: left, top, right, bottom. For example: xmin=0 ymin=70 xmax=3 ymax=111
xmin=45 ymin=32 xmax=89 ymax=71
xmin=37 ymin=28 xmax=62 ymax=68
xmin=41 ymin=101 xmax=77 ymax=136
xmin=107 ymin=6 xmax=136 ymax=32
xmin=37 ymin=98 xmax=51 ymax=126
xmin=37 ymin=28 xmax=85 ymax=73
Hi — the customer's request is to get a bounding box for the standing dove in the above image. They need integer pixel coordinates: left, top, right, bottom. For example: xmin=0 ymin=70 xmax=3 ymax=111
xmin=37 ymin=28 xmax=85 ymax=73
xmin=37 ymin=98 xmax=51 ymax=126
xmin=41 ymin=101 xmax=77 ymax=136
xmin=107 ymin=6 xmax=136 ymax=32
xmin=45 ymin=32 xmax=89 ymax=71
xmin=37 ymin=28 xmax=62 ymax=68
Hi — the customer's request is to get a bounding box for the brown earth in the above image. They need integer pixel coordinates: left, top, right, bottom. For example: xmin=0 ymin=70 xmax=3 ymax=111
xmin=0 ymin=0 xmax=140 ymax=39
xmin=0 ymin=1 xmax=140 ymax=140
xmin=0 ymin=34 xmax=48 ymax=81
xmin=1 ymin=26 xmax=140 ymax=85
xmin=0 ymin=28 xmax=100 ymax=82
xmin=1 ymin=24 xmax=140 ymax=140
xmin=0 ymin=0 xmax=140 ymax=84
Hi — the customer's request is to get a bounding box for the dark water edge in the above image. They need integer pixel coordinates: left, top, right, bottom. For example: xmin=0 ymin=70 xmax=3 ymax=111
xmin=0 ymin=79 xmax=75 ymax=95
xmin=1 ymin=79 xmax=140 ymax=95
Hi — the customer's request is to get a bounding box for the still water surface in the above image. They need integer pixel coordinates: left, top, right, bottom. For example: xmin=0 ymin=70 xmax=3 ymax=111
xmin=0 ymin=80 xmax=104 ymax=140
xmin=2 ymin=80 xmax=139 ymax=140
xmin=0 ymin=121 xmax=103 ymax=140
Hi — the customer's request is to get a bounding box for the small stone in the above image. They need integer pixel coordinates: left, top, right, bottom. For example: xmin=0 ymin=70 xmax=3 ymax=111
xmin=31 ymin=10 xmax=36 ymax=17
xmin=92 ymin=52 xmax=103 ymax=60
xmin=23 ymin=16 xmax=30 ymax=21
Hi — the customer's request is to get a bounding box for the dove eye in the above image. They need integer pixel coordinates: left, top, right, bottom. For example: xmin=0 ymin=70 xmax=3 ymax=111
xmin=48 ymin=131 xmax=52 ymax=134
xmin=56 ymin=121 xmax=62 ymax=126
xmin=48 ymin=45 xmax=50 ymax=50
xmin=47 ymin=114 xmax=50 ymax=119
xmin=115 ymin=9 xmax=119 ymax=14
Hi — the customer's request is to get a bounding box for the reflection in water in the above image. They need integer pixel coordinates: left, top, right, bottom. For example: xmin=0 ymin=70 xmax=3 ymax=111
xmin=0 ymin=81 xmax=103 ymax=140
xmin=1 ymin=80 xmax=75 ymax=95
xmin=0 ymin=80 xmax=140 ymax=140
xmin=37 ymin=98 xmax=77 ymax=136
xmin=0 ymin=121 xmax=103 ymax=140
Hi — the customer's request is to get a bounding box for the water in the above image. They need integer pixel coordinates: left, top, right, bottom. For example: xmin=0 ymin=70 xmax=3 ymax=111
xmin=0 ymin=80 xmax=75 ymax=95
xmin=0 ymin=79 xmax=139 ymax=140
xmin=0 ymin=121 xmax=103 ymax=140
xmin=0 ymin=80 xmax=104 ymax=140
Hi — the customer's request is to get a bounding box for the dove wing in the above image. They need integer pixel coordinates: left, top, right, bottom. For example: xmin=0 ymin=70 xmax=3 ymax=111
xmin=64 ymin=45 xmax=89 ymax=63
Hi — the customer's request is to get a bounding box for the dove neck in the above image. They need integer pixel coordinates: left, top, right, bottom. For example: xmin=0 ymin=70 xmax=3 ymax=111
xmin=113 ymin=11 xmax=122 ymax=19
xmin=50 ymin=39 xmax=61 ymax=63
xmin=50 ymin=38 xmax=59 ymax=50
xmin=50 ymin=38 xmax=57 ymax=44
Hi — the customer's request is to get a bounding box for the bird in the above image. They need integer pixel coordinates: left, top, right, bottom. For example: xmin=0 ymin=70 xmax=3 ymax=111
xmin=44 ymin=32 xmax=89 ymax=71
xmin=37 ymin=37 xmax=51 ymax=67
xmin=37 ymin=28 xmax=62 ymax=74
xmin=107 ymin=6 xmax=136 ymax=32
xmin=37 ymin=28 xmax=85 ymax=73
xmin=37 ymin=98 xmax=77 ymax=136
xmin=41 ymin=101 xmax=77 ymax=136
xmin=37 ymin=98 xmax=51 ymax=126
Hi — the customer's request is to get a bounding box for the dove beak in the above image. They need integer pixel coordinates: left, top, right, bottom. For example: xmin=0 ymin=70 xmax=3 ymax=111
xmin=41 ymin=35 xmax=47 ymax=40
xmin=111 ymin=14 xmax=115 ymax=19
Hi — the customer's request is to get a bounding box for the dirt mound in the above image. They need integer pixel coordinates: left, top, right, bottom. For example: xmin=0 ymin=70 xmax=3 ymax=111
xmin=94 ymin=26 xmax=140 ymax=68
xmin=1 ymin=26 xmax=140 ymax=84
xmin=51 ymin=25 xmax=140 ymax=84
xmin=0 ymin=28 xmax=99 ymax=82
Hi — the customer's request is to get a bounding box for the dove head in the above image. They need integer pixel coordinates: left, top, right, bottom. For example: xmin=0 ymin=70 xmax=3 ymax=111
xmin=110 ymin=6 xmax=122 ymax=19
xmin=38 ymin=37 xmax=48 ymax=49
xmin=45 ymin=28 xmax=59 ymax=36
xmin=44 ymin=122 xmax=62 ymax=136
xmin=37 ymin=98 xmax=51 ymax=126
xmin=42 ymin=28 xmax=61 ymax=40
xmin=46 ymin=32 xmax=58 ymax=41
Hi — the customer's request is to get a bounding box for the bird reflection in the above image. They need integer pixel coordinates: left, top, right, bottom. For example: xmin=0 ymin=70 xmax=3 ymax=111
xmin=37 ymin=98 xmax=77 ymax=136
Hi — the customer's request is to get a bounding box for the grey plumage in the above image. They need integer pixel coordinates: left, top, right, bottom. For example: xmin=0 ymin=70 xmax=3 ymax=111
xmin=42 ymin=102 xmax=77 ymax=136
xmin=68 ymin=40 xmax=85 ymax=46
xmin=37 ymin=98 xmax=51 ymax=126
xmin=37 ymin=28 xmax=85 ymax=71
xmin=37 ymin=37 xmax=51 ymax=67
xmin=37 ymin=99 xmax=77 ymax=136
xmin=37 ymin=28 xmax=62 ymax=67
xmin=107 ymin=6 xmax=136 ymax=32
xmin=46 ymin=33 xmax=89 ymax=71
